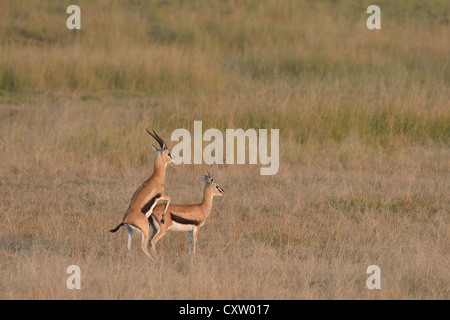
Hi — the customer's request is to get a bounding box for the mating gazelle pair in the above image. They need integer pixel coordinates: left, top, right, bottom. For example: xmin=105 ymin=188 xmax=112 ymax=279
xmin=110 ymin=130 xmax=224 ymax=258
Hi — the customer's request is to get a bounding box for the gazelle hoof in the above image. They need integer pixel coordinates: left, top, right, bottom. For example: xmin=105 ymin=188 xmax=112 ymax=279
xmin=161 ymin=218 xmax=165 ymax=224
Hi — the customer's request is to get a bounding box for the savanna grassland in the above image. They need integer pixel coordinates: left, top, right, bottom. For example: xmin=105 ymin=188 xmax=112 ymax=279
xmin=0 ymin=0 xmax=449 ymax=299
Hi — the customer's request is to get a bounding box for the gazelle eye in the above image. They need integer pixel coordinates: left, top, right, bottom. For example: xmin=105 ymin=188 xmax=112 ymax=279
xmin=215 ymin=185 xmax=218 ymax=189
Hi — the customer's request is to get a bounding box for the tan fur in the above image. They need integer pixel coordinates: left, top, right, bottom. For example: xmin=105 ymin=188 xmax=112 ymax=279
xmin=149 ymin=178 xmax=224 ymax=257
xmin=110 ymin=131 xmax=173 ymax=259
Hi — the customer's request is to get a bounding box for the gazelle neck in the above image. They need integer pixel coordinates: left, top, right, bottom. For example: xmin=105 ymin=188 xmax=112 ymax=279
xmin=152 ymin=157 xmax=167 ymax=184
xmin=201 ymin=186 xmax=215 ymax=212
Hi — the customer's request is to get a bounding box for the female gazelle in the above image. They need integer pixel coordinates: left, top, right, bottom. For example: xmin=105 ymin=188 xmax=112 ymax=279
xmin=149 ymin=172 xmax=224 ymax=256
xmin=110 ymin=129 xmax=174 ymax=259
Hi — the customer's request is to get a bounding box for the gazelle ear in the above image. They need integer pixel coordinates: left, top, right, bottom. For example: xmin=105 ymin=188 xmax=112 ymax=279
xmin=152 ymin=144 xmax=158 ymax=152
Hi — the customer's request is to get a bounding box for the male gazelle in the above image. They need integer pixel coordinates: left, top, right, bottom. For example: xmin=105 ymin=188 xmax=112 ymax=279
xmin=149 ymin=173 xmax=224 ymax=256
xmin=110 ymin=129 xmax=174 ymax=259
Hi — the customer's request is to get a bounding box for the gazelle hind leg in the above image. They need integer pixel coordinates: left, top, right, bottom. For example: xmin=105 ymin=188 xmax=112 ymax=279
xmin=150 ymin=217 xmax=168 ymax=258
xmin=124 ymin=224 xmax=134 ymax=251
xmin=149 ymin=216 xmax=161 ymax=257
xmin=126 ymin=223 xmax=153 ymax=259
xmin=150 ymin=232 xmax=166 ymax=258
xmin=141 ymin=233 xmax=152 ymax=259
xmin=138 ymin=223 xmax=153 ymax=259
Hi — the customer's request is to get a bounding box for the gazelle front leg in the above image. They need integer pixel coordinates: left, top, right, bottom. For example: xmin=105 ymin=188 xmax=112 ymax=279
xmin=188 ymin=227 xmax=199 ymax=255
xmin=158 ymin=194 xmax=171 ymax=224
xmin=188 ymin=229 xmax=194 ymax=255
xmin=144 ymin=194 xmax=171 ymax=223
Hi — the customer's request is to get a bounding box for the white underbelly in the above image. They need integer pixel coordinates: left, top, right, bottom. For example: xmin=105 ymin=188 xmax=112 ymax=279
xmin=169 ymin=221 xmax=196 ymax=232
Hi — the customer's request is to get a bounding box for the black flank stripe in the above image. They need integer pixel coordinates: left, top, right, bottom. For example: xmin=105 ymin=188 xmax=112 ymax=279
xmin=171 ymin=213 xmax=200 ymax=226
xmin=141 ymin=193 xmax=162 ymax=214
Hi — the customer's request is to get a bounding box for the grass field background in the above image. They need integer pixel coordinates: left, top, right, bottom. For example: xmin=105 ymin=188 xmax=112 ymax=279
xmin=0 ymin=0 xmax=449 ymax=299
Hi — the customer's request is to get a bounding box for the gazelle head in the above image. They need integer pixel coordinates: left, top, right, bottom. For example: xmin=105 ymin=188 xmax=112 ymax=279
xmin=204 ymin=171 xmax=225 ymax=196
xmin=147 ymin=129 xmax=174 ymax=164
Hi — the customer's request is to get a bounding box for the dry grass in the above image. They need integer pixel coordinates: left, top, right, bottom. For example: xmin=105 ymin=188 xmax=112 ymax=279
xmin=0 ymin=0 xmax=449 ymax=299
xmin=0 ymin=101 xmax=448 ymax=299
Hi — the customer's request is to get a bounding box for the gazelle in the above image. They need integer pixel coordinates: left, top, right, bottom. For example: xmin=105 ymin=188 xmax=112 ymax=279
xmin=149 ymin=172 xmax=224 ymax=256
xmin=110 ymin=129 xmax=174 ymax=259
